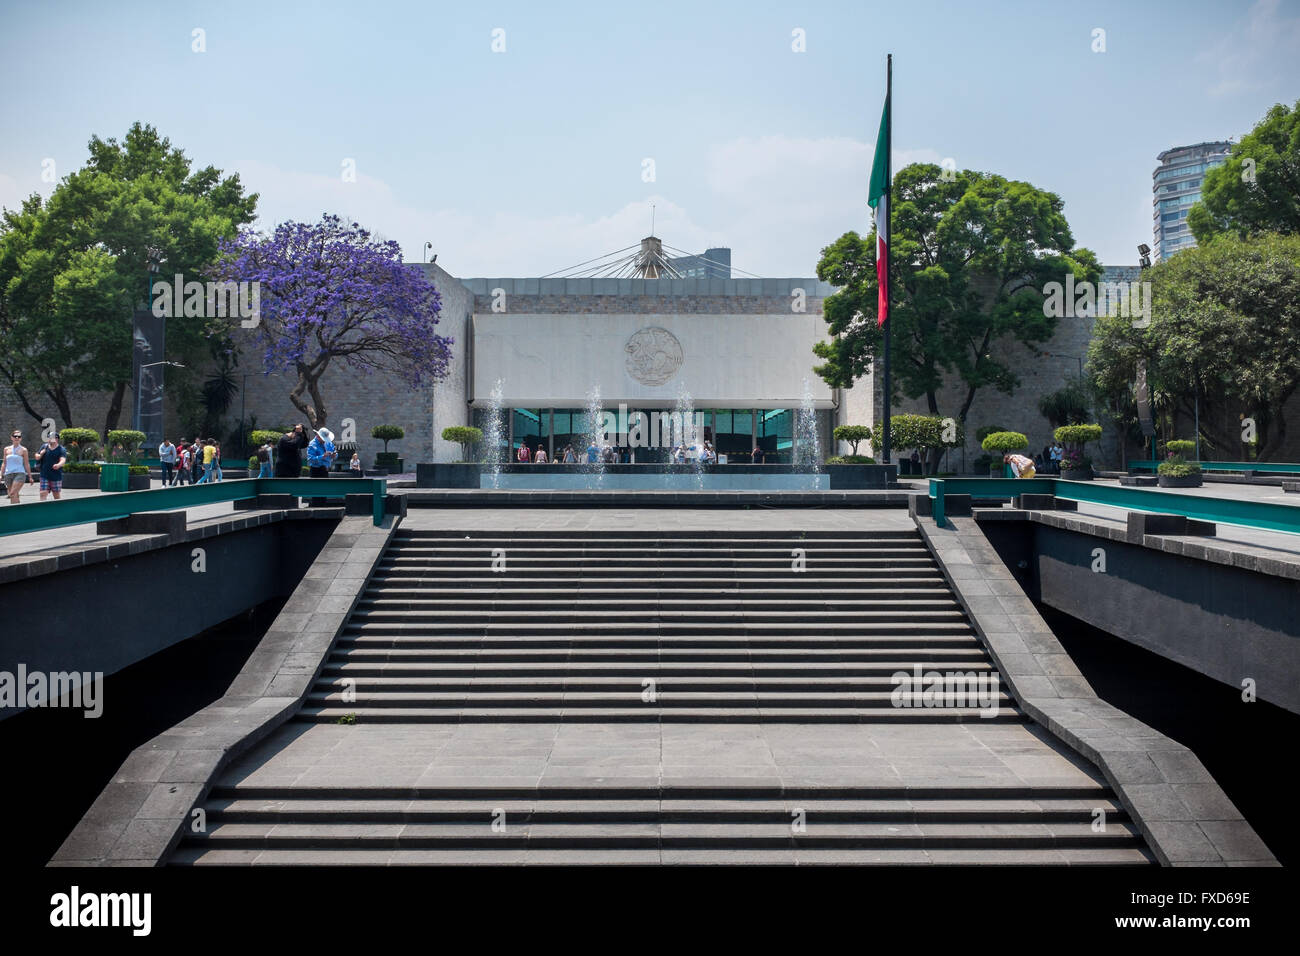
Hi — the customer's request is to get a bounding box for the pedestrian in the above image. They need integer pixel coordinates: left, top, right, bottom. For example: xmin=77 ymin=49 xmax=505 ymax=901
xmin=173 ymin=441 xmax=190 ymax=485
xmin=534 ymin=445 xmax=548 ymax=464
xmin=158 ymin=437 xmax=176 ymax=486
xmin=307 ymin=427 xmax=337 ymax=478
xmin=258 ymin=442 xmax=275 ymax=478
xmin=586 ymin=440 xmax=598 ymax=464
xmin=190 ymin=439 xmax=202 ymax=484
xmin=562 ymin=444 xmax=576 ymax=464
xmin=349 ymin=452 xmax=362 ymax=475
xmin=3 ymin=429 xmax=33 ymax=504
xmin=33 ymin=432 xmax=67 ymax=501
xmin=1003 ymin=452 xmax=1036 ymax=479
xmin=275 ymin=425 xmax=307 ymax=478
xmin=751 ymin=445 xmax=766 ymax=465
xmin=517 ymin=443 xmax=531 ymax=464
xmin=196 ymin=439 xmax=216 ymax=483
xmin=213 ymin=441 xmax=223 ymax=482
xmin=1050 ymin=442 xmax=1063 ymax=474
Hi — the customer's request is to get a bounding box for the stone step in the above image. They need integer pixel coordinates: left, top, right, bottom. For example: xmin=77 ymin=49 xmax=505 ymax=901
xmin=393 ymin=530 xmax=922 ymax=542
xmin=311 ymin=676 xmax=999 ymax=691
xmin=321 ymin=661 xmax=1000 ymax=677
xmin=202 ymin=795 xmax=1128 ymax=823
xmin=364 ymin=578 xmax=953 ymax=592
xmin=305 ymin=689 xmax=1015 ymax=706
xmin=357 ymin=596 xmax=963 ymax=611
xmin=170 ymin=845 xmax=1156 ymax=865
xmin=346 ymin=609 xmax=970 ymax=624
xmin=294 ymin=706 xmax=1024 ymax=723
xmin=328 ymin=648 xmax=993 ymax=663
xmin=179 ymin=819 xmax=1140 ymax=849
xmin=209 ymin=783 xmax=1114 ymax=800
xmin=338 ymin=622 xmax=976 ymax=637
xmin=376 ymin=560 xmax=939 ymax=573
xmin=385 ymin=545 xmax=933 ymax=557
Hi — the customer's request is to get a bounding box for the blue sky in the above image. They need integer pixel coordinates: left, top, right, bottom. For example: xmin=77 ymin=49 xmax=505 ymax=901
xmin=1 ymin=0 xmax=1296 ymax=276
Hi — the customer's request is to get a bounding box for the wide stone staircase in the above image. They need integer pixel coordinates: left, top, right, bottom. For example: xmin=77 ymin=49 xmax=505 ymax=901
xmin=173 ymin=527 xmax=1154 ymax=864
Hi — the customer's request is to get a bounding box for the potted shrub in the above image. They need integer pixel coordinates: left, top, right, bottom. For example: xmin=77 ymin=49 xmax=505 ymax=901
xmin=105 ymin=429 xmax=149 ymax=489
xmin=979 ymin=431 xmax=1029 ymax=477
xmin=372 ymin=424 xmax=405 ymax=474
xmin=1157 ymin=439 xmax=1203 ymax=488
xmin=1054 ymin=424 xmax=1103 ymax=481
xmin=874 ymin=414 xmax=962 ymax=477
xmin=58 ymin=428 xmax=103 ymax=489
xmin=442 ymin=426 xmax=484 ymax=462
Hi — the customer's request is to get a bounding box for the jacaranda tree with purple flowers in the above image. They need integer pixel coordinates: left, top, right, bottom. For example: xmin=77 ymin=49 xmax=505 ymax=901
xmin=216 ymin=214 xmax=452 ymax=428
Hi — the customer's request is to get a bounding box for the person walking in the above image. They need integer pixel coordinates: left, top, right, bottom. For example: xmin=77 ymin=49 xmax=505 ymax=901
xmin=172 ymin=441 xmax=189 ymax=485
xmin=562 ymin=444 xmax=576 ymax=464
xmin=275 ymin=425 xmax=307 ymax=478
xmin=189 ymin=439 xmax=202 ymax=484
xmin=534 ymin=445 xmax=548 ymax=464
xmin=1049 ymin=442 xmax=1063 ymax=475
xmin=213 ymin=441 xmax=223 ymax=482
xmin=751 ymin=445 xmax=766 ymax=465
xmin=3 ymin=430 xmax=33 ymax=504
xmin=33 ymin=432 xmax=67 ymax=501
xmin=197 ymin=439 xmax=217 ymax=483
xmin=158 ymin=438 xmax=176 ymax=486
xmin=517 ymin=443 xmax=531 ymax=464
xmin=1003 ymin=452 xmax=1036 ymax=479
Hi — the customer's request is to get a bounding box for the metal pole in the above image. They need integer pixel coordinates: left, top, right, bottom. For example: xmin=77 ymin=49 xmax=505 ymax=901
xmin=1194 ymin=383 xmax=1200 ymax=460
xmin=881 ymin=54 xmax=893 ymax=467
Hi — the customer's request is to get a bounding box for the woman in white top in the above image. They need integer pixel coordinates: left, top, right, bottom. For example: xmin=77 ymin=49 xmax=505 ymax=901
xmin=1003 ymin=452 xmax=1036 ymax=478
xmin=3 ymin=429 xmax=33 ymax=503
xmin=535 ymin=447 xmax=548 ymax=464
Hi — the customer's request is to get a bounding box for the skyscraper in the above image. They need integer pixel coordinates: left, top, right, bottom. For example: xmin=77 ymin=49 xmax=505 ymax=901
xmin=1152 ymin=141 xmax=1232 ymax=261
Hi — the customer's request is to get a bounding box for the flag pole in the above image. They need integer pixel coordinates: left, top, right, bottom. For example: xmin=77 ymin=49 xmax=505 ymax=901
xmin=881 ymin=53 xmax=893 ymax=468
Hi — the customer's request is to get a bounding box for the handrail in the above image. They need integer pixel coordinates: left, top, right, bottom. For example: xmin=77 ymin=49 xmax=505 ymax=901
xmin=0 ymin=477 xmax=388 ymax=537
xmin=1127 ymin=460 xmax=1300 ymax=474
xmin=928 ymin=477 xmax=1300 ymax=535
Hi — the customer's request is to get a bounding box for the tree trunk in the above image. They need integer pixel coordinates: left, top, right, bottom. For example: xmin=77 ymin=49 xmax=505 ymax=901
xmin=46 ymin=385 xmax=73 ymax=428
xmin=289 ymin=362 xmax=328 ymax=429
xmin=103 ymin=380 xmax=127 ymax=436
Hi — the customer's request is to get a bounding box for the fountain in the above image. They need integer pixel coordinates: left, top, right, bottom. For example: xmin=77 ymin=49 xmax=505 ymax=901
xmin=673 ymin=385 xmax=704 ymax=489
xmin=584 ymin=386 xmax=606 ymax=489
xmin=795 ymin=377 xmax=822 ymax=490
xmin=483 ymin=379 xmax=506 ymax=489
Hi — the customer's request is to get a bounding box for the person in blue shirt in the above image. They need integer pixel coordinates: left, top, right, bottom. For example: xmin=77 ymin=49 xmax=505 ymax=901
xmin=33 ymin=434 xmax=68 ymax=500
xmin=307 ymin=427 xmax=337 ymax=477
xmin=586 ymin=441 xmax=599 ymax=464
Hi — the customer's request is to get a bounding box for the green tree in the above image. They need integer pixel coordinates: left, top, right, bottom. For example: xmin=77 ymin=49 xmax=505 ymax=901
xmin=1189 ymin=100 xmax=1300 ymax=242
xmin=0 ymin=123 xmax=257 ymax=432
xmin=813 ymin=163 xmax=1101 ymax=424
xmin=1087 ymin=232 xmax=1300 ymax=459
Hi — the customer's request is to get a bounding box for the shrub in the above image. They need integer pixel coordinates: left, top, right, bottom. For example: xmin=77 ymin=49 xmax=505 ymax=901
xmin=248 ymin=456 xmax=259 ymax=471
xmin=250 ymin=429 xmax=284 ymax=447
xmin=1165 ymin=439 xmax=1197 ymax=457
xmin=60 ymin=427 xmax=100 ymax=462
xmin=63 ymin=461 xmax=100 ymax=473
xmin=826 ymin=454 xmax=876 ymax=464
xmin=975 ymin=424 xmax=1009 ymax=443
xmin=1158 ymin=461 xmax=1202 ymax=478
xmin=980 ymin=431 xmax=1029 ymax=453
xmin=832 ymin=425 xmax=873 ymax=456
xmin=372 ymin=424 xmax=405 ymax=452
xmin=106 ymin=429 xmax=147 ymax=464
xmin=441 ymin=425 xmax=484 ymax=462
xmin=128 ymin=465 xmax=148 ymax=476
xmin=1053 ymin=424 xmax=1103 ymax=446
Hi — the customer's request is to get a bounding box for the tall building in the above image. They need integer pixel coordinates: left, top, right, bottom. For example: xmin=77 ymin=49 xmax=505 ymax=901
xmin=1152 ymin=141 xmax=1231 ymax=261
xmin=668 ymin=246 xmax=731 ymax=279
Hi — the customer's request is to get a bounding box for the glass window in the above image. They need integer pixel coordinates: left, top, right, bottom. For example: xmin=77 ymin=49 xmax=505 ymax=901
xmin=713 ymin=409 xmax=753 ymax=461
xmin=511 ymin=408 xmax=544 ymax=456
xmin=758 ymin=408 xmax=793 ymax=463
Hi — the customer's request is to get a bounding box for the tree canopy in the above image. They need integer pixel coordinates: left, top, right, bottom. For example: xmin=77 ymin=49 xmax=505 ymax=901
xmin=1087 ymin=232 xmax=1300 ymax=459
xmin=0 ymin=123 xmax=257 ymax=432
xmin=813 ymin=163 xmax=1101 ymax=423
xmin=1188 ymin=100 xmax=1300 ymax=242
xmin=217 ymin=214 xmax=454 ymax=428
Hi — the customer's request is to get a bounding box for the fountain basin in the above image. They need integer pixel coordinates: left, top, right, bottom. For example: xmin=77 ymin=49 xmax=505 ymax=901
xmin=416 ymin=462 xmax=896 ymax=490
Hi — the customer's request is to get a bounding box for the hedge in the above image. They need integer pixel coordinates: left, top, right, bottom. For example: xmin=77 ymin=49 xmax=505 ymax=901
xmin=980 ymin=431 xmax=1029 ymax=453
xmin=1053 ymin=424 xmax=1103 ymax=446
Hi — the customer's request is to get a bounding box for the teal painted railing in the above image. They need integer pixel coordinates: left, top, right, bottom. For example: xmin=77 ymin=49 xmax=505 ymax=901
xmin=0 ymin=477 xmax=388 ymax=537
xmin=928 ymin=477 xmax=1300 ymax=535
xmin=1128 ymin=460 xmax=1300 ymax=475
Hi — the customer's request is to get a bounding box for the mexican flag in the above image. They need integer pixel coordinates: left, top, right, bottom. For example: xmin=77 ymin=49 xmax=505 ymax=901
xmin=868 ymin=94 xmax=890 ymax=327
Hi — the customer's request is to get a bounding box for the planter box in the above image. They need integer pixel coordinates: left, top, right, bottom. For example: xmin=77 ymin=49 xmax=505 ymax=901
xmin=62 ymin=472 xmax=100 ymax=489
xmin=1157 ymin=474 xmax=1203 ymax=488
xmin=1060 ymin=467 xmax=1094 ymax=481
xmin=127 ymin=475 xmax=150 ymax=491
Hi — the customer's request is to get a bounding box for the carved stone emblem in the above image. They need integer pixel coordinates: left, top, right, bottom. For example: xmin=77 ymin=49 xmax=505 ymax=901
xmin=625 ymin=327 xmax=683 ymax=386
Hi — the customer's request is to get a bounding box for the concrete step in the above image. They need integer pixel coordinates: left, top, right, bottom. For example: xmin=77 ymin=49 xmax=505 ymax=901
xmin=305 ymin=689 xmax=1016 ymax=707
xmin=170 ymin=845 xmax=1156 ymax=865
xmin=202 ymin=795 xmax=1128 ymax=823
xmin=363 ymin=578 xmax=954 ymax=592
xmin=327 ymin=649 xmax=994 ymax=663
xmin=338 ymin=623 xmax=976 ymax=638
xmin=310 ymin=676 xmax=998 ymax=691
xmin=393 ymin=530 xmax=923 ymax=542
xmin=293 ymin=706 xmax=1024 ymax=723
xmin=321 ymin=661 xmax=1000 ymax=677
xmin=346 ymin=609 xmax=970 ymax=625
xmin=356 ymin=596 xmax=964 ymax=611
xmin=179 ymin=819 xmax=1139 ymax=849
